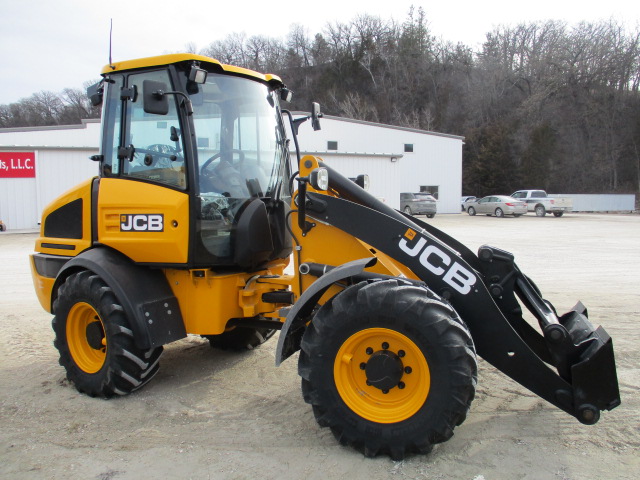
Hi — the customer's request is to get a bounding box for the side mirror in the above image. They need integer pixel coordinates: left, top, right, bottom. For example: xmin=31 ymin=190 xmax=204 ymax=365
xmin=86 ymin=81 xmax=103 ymax=107
xmin=311 ymin=102 xmax=322 ymax=131
xmin=143 ymin=80 xmax=169 ymax=115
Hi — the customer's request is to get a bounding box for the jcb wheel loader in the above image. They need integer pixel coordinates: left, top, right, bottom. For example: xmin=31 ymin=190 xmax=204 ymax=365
xmin=30 ymin=54 xmax=620 ymax=460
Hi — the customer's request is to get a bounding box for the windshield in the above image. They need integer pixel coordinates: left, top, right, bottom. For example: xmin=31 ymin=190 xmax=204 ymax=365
xmin=188 ymin=73 xmax=290 ymax=262
xmin=191 ymin=74 xmax=288 ymax=199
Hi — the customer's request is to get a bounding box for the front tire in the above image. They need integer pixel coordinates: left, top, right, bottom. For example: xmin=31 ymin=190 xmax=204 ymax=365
xmin=403 ymin=206 xmax=412 ymax=215
xmin=553 ymin=211 xmax=564 ymax=217
xmin=467 ymin=207 xmax=476 ymax=216
xmin=53 ymin=271 xmax=163 ymax=397
xmin=299 ymin=280 xmax=477 ymax=460
xmin=535 ymin=205 xmax=546 ymax=217
xmin=495 ymin=207 xmax=504 ymax=217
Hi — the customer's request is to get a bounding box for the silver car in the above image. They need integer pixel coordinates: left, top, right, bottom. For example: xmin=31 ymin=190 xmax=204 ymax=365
xmin=466 ymin=195 xmax=527 ymax=217
xmin=400 ymin=192 xmax=437 ymax=218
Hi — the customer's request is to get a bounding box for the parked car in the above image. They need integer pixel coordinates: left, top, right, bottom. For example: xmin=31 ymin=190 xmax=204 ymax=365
xmin=461 ymin=196 xmax=477 ymax=212
xmin=400 ymin=192 xmax=437 ymax=218
xmin=466 ymin=195 xmax=527 ymax=217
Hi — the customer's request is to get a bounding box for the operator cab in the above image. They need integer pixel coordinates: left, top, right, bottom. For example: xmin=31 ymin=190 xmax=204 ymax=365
xmin=95 ymin=55 xmax=293 ymax=269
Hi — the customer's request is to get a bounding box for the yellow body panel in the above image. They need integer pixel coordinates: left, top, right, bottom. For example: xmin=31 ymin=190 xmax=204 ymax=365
xmin=165 ymin=263 xmax=291 ymax=335
xmin=291 ymin=155 xmax=418 ymax=301
xmin=35 ymin=178 xmax=94 ymax=256
xmin=97 ymin=178 xmax=190 ymax=264
xmin=29 ymin=256 xmax=56 ymax=312
xmin=101 ymin=53 xmax=283 ymax=86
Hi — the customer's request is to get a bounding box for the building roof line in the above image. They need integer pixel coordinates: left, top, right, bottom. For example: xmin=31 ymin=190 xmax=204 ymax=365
xmin=0 ymin=118 xmax=100 ymax=134
xmin=293 ymin=112 xmax=465 ymax=140
xmin=0 ymin=146 xmax=98 ymax=151
xmin=301 ymin=151 xmax=404 ymax=159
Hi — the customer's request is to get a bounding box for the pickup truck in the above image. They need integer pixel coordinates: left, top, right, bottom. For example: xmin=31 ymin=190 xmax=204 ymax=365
xmin=510 ymin=190 xmax=572 ymax=217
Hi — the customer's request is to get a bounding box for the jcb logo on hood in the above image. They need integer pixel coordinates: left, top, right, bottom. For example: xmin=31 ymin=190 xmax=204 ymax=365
xmin=399 ymin=229 xmax=476 ymax=295
xmin=120 ymin=214 xmax=164 ymax=232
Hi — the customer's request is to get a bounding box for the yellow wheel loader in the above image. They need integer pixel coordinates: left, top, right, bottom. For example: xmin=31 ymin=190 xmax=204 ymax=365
xmin=30 ymin=54 xmax=620 ymax=459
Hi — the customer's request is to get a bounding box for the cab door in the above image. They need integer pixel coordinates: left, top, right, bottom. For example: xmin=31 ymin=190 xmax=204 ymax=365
xmin=96 ymin=69 xmax=190 ymax=264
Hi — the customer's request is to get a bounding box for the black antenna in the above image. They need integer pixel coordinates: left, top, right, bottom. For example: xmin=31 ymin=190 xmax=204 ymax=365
xmin=109 ymin=19 xmax=115 ymax=69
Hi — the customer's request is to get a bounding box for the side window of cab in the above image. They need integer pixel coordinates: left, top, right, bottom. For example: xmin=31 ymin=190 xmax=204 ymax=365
xmin=121 ymin=70 xmax=187 ymax=189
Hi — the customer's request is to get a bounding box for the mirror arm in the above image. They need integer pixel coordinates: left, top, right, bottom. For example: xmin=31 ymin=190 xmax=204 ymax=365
xmin=282 ymin=109 xmax=303 ymax=168
xmin=153 ymin=90 xmax=194 ymax=115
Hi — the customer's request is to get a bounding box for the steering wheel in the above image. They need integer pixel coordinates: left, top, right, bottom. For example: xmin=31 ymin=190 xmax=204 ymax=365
xmin=200 ymin=149 xmax=245 ymax=173
xmin=200 ymin=150 xmax=249 ymax=197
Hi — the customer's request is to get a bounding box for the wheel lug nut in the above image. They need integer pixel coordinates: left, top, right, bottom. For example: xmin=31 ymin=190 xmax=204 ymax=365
xmin=366 ymin=347 xmax=373 ymax=355
xmin=398 ymin=350 xmax=405 ymax=358
xmin=381 ymin=342 xmax=389 ymax=350
xmin=359 ymin=362 xmax=366 ymax=370
xmin=398 ymin=382 xmax=405 ymax=389
xmin=404 ymin=366 xmax=412 ymax=374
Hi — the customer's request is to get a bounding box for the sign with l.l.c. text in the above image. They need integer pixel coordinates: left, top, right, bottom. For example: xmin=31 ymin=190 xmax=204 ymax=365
xmin=0 ymin=152 xmax=36 ymax=178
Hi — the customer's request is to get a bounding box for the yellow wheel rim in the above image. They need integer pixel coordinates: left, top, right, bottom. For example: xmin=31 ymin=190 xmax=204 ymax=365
xmin=66 ymin=302 xmax=107 ymax=374
xmin=334 ymin=328 xmax=430 ymax=424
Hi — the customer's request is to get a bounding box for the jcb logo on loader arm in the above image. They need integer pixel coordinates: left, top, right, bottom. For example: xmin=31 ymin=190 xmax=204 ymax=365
xmin=120 ymin=214 xmax=164 ymax=232
xmin=399 ymin=229 xmax=476 ymax=295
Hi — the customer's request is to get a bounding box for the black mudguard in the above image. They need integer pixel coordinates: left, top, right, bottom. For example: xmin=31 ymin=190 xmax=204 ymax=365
xmin=56 ymin=247 xmax=186 ymax=349
xmin=294 ymin=193 xmax=620 ymax=423
xmin=275 ymin=257 xmax=375 ymax=366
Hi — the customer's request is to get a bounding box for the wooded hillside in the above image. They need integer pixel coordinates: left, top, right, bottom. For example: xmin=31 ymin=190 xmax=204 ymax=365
xmin=2 ymin=7 xmax=638 ymax=196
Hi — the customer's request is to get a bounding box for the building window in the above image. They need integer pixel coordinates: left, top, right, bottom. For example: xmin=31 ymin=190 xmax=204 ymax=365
xmin=404 ymin=144 xmax=413 ymax=153
xmin=327 ymin=141 xmax=338 ymax=151
xmin=420 ymin=185 xmax=439 ymax=200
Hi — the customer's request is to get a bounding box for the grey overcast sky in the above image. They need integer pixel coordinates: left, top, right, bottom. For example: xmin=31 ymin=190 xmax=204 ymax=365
xmin=0 ymin=0 xmax=638 ymax=105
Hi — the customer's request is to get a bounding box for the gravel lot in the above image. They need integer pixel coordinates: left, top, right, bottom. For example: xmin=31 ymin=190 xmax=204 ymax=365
xmin=1 ymin=213 xmax=638 ymax=479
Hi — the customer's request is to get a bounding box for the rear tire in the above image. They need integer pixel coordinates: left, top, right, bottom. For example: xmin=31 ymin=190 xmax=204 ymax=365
xmin=299 ymin=280 xmax=477 ymax=460
xmin=53 ymin=271 xmax=163 ymax=398
xmin=206 ymin=327 xmax=276 ymax=350
xmin=467 ymin=207 xmax=476 ymax=216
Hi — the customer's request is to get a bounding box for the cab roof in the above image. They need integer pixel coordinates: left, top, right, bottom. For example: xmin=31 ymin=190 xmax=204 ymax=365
xmin=101 ymin=53 xmax=284 ymax=87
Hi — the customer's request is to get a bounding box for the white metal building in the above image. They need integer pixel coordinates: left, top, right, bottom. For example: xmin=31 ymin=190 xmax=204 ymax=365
xmin=296 ymin=115 xmax=463 ymax=213
xmin=0 ymin=120 xmax=100 ymax=230
xmin=0 ymin=117 xmax=464 ymax=230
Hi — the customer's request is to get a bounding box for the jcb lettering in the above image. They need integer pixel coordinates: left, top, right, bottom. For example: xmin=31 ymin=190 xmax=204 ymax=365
xmin=120 ymin=214 xmax=164 ymax=232
xmin=399 ymin=235 xmax=476 ymax=295
xmin=419 ymin=245 xmax=450 ymax=276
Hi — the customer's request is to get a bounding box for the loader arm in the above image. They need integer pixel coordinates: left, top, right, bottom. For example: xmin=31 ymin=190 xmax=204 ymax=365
xmin=284 ymin=157 xmax=620 ymax=425
xmin=301 ymin=192 xmax=619 ymax=423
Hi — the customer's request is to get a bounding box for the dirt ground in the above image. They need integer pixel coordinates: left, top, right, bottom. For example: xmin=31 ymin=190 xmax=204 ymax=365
xmin=1 ymin=213 xmax=638 ymax=480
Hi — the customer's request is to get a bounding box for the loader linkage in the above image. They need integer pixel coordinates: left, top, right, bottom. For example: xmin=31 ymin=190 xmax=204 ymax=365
xmin=477 ymin=246 xmax=620 ymax=423
xmin=290 ymin=162 xmax=621 ymax=426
